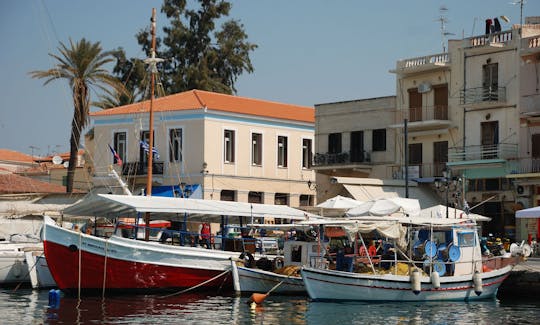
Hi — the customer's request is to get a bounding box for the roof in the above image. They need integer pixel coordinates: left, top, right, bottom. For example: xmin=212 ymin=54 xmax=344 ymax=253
xmin=0 ymin=149 xmax=36 ymax=163
xmin=0 ymin=172 xmax=70 ymax=194
xmin=63 ymin=193 xmax=320 ymax=220
xmin=90 ymin=89 xmax=314 ymax=123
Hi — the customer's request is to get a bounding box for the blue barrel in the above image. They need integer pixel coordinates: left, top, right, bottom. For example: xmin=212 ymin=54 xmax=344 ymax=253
xmin=413 ymin=240 xmax=424 ymax=257
xmin=424 ymin=241 xmax=438 ymax=258
xmin=437 ymin=243 xmax=448 ymax=260
xmin=448 ymin=244 xmax=461 ymax=262
xmin=48 ymin=289 xmax=61 ymax=309
xmin=433 ymin=259 xmax=446 ymax=276
xmin=418 ymin=229 xmax=429 ymax=241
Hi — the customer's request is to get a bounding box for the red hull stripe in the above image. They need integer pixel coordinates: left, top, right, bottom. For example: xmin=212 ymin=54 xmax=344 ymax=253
xmin=44 ymin=240 xmax=231 ymax=290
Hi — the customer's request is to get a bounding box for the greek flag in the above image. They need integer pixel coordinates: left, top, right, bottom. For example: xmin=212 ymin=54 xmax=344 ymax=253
xmin=140 ymin=140 xmax=160 ymax=159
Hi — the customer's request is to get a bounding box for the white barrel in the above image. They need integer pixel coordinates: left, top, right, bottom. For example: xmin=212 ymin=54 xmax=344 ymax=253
xmin=430 ymin=270 xmax=441 ymax=289
xmin=473 ymin=271 xmax=483 ymax=296
xmin=411 ymin=268 xmax=421 ymax=295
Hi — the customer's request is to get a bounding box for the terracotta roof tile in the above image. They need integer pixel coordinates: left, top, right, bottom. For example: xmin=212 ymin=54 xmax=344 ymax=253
xmin=90 ymin=89 xmax=314 ymax=123
xmin=0 ymin=172 xmax=73 ymax=194
xmin=0 ymin=149 xmax=36 ymax=163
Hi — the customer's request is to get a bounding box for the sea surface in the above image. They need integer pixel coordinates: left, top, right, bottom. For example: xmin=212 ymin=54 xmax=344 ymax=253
xmin=2 ymin=288 xmax=540 ymax=324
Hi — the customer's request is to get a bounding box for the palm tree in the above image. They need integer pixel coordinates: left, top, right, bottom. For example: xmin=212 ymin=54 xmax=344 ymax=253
xmin=30 ymin=38 xmax=126 ymax=192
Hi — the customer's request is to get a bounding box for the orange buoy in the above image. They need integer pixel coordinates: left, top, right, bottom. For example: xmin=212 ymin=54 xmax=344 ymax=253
xmin=249 ymin=293 xmax=268 ymax=304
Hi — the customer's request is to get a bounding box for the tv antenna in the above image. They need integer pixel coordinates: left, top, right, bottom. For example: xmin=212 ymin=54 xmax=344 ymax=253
xmin=510 ymin=0 xmax=526 ymax=37
xmin=29 ymin=145 xmax=40 ymax=158
xmin=436 ymin=5 xmax=454 ymax=52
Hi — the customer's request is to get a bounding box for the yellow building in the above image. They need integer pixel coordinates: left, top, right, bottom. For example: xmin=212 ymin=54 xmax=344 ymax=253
xmin=87 ymin=89 xmax=315 ymax=207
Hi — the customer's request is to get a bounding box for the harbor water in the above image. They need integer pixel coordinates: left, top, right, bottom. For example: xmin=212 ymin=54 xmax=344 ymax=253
xmin=2 ymin=289 xmax=540 ymax=324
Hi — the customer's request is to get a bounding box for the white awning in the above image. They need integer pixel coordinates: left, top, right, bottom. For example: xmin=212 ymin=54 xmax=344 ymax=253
xmin=516 ymin=206 xmax=540 ymax=219
xmin=63 ymin=194 xmax=319 ymax=221
xmin=342 ymin=184 xmax=440 ymax=209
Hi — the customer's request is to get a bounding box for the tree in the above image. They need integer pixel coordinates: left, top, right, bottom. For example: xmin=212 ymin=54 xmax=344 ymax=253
xmin=113 ymin=0 xmax=257 ymax=98
xmin=30 ymin=38 xmax=126 ymax=192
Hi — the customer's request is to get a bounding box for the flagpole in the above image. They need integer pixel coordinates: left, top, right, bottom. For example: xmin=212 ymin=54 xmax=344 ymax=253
xmin=144 ymin=8 xmax=158 ymax=241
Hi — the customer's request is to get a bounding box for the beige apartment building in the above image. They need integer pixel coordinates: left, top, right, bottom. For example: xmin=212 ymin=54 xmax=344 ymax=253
xmin=86 ymin=90 xmax=316 ymax=208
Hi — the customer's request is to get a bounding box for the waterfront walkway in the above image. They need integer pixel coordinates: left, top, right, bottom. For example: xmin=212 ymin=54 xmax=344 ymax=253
xmin=498 ymin=258 xmax=540 ymax=299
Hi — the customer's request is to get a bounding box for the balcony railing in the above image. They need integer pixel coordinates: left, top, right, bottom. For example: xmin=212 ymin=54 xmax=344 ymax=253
xmin=388 ymin=162 xmax=447 ymax=179
xmin=448 ymin=143 xmax=518 ymax=162
xmin=313 ymin=151 xmax=371 ymax=167
xmin=508 ymin=157 xmax=540 ymax=175
xmin=464 ymin=30 xmax=513 ymax=48
xmin=394 ymin=53 xmax=449 ymax=73
xmin=122 ymin=161 xmax=164 ymax=176
xmin=396 ymin=105 xmax=449 ymax=122
xmin=460 ymin=87 xmax=506 ymax=105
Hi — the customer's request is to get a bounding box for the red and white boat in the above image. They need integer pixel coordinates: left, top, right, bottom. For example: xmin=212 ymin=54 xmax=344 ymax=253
xmin=42 ymin=194 xmax=315 ymax=294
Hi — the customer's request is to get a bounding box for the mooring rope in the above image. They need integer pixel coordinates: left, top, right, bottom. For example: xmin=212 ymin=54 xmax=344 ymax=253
xmin=102 ymin=238 xmax=109 ymax=298
xmin=78 ymin=232 xmax=82 ymax=300
xmin=160 ymin=269 xmax=231 ymax=298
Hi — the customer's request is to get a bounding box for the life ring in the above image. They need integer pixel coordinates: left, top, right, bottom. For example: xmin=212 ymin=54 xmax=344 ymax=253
xmin=273 ymin=257 xmax=285 ymax=270
xmin=239 ymin=251 xmax=255 ymax=268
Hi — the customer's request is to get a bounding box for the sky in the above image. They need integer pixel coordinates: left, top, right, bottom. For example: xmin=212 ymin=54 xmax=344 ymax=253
xmin=0 ymin=0 xmax=538 ymax=156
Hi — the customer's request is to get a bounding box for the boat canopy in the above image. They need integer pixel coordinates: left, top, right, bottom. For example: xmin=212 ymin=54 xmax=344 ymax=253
xmin=63 ymin=194 xmax=320 ymax=221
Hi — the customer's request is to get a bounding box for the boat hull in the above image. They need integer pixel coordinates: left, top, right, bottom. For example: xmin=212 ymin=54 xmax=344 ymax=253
xmin=43 ymin=218 xmax=239 ymax=292
xmin=301 ymin=265 xmax=512 ymax=301
xmin=231 ymin=261 xmax=304 ymax=295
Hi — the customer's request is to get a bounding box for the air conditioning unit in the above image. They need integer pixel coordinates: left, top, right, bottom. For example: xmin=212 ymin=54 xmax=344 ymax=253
xmin=516 ymin=185 xmax=530 ymax=197
xmin=417 ymin=82 xmax=432 ymax=93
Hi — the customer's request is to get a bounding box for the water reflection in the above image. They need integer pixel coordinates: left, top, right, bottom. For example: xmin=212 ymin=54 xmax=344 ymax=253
xmin=2 ymin=289 xmax=540 ymax=325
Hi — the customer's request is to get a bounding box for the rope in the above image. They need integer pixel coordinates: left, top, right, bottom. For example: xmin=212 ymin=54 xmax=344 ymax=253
xmin=160 ymin=269 xmax=231 ymax=298
xmin=78 ymin=231 xmax=82 ymax=300
xmin=102 ymin=238 xmax=109 ymax=298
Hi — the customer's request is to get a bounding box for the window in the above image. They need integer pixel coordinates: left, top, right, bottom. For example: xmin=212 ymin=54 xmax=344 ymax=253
xmin=372 ymin=129 xmax=386 ymax=151
xmin=302 ymin=138 xmax=313 ymax=169
xmin=248 ymin=191 xmax=263 ymax=203
xmin=220 ymin=190 xmax=236 ymax=201
xmin=113 ymin=132 xmax=126 ymax=164
xmin=350 ymin=131 xmax=364 ymax=162
xmin=274 ymin=193 xmax=289 ymax=205
xmin=299 ymin=194 xmax=314 ymax=206
xmin=409 ymin=143 xmax=422 ymax=165
xmin=224 ymin=129 xmax=235 ymax=163
xmin=139 ymin=131 xmax=153 ymax=163
xmin=169 ymin=128 xmax=182 ymax=162
xmin=482 ymin=62 xmax=499 ymax=101
xmin=328 ymin=133 xmax=342 ymax=154
xmin=408 ymin=88 xmax=422 ymax=122
xmin=252 ymin=133 xmax=262 ymax=166
xmin=277 ymin=136 xmax=288 ymax=167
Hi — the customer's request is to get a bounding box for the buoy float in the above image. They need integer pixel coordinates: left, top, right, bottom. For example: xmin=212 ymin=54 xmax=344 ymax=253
xmin=48 ymin=289 xmax=61 ymax=309
xmin=431 ymin=270 xmax=441 ymax=289
xmin=473 ymin=271 xmax=483 ymax=296
xmin=411 ymin=268 xmax=421 ymax=295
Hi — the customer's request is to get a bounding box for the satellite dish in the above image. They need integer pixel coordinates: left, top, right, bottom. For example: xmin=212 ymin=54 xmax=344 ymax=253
xmin=63 ymin=161 xmax=69 ymax=168
xmin=52 ymin=155 xmax=63 ymax=165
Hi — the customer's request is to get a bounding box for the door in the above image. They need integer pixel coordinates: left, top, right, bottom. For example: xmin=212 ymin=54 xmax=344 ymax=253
xmin=481 ymin=121 xmax=499 ymax=159
xmin=433 ymin=141 xmax=448 ymax=176
xmin=482 ymin=63 xmax=498 ymax=101
xmin=408 ymin=88 xmax=422 ymax=122
xmin=434 ymin=84 xmax=448 ymax=120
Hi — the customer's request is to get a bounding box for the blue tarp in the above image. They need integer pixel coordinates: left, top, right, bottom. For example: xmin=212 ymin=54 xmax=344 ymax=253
xmin=151 ymin=184 xmax=201 ymax=198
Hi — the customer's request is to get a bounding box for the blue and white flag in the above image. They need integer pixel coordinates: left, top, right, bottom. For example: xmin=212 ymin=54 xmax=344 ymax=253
xmin=140 ymin=140 xmax=160 ymax=159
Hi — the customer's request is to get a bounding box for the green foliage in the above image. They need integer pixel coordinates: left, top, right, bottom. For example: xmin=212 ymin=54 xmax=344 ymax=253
xmin=113 ymin=0 xmax=257 ymax=99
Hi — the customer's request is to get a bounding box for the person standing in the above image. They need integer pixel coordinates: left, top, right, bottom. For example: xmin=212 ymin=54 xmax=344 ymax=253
xmin=199 ymin=222 xmax=211 ymax=249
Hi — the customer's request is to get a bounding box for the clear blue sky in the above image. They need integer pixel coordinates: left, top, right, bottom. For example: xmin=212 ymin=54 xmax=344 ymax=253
xmin=0 ymin=0 xmax=537 ymax=156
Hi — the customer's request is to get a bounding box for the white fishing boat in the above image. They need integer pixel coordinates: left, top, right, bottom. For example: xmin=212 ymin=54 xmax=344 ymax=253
xmin=231 ymin=235 xmax=325 ymax=295
xmin=0 ymin=234 xmax=41 ymax=287
xmin=300 ymin=215 xmax=526 ymax=302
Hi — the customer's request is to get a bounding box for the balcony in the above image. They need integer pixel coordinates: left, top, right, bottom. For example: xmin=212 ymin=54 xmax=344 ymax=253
xmin=463 ymin=30 xmax=514 ymax=54
xmin=388 ymin=162 xmax=447 ymax=180
xmin=521 ymin=35 xmax=540 ymax=56
xmin=313 ymin=151 xmax=371 ymax=168
xmin=448 ymin=143 xmax=518 ymax=162
xmin=391 ymin=53 xmax=450 ymax=75
xmin=122 ymin=161 xmax=164 ymax=176
xmin=392 ymin=105 xmax=451 ymax=132
xmin=460 ymin=87 xmax=506 ymax=106
xmin=507 ymin=157 xmax=540 ymax=175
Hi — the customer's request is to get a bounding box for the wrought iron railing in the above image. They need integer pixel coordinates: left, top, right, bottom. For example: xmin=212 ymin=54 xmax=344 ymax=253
xmin=122 ymin=161 xmax=164 ymax=176
xmin=313 ymin=150 xmax=371 ymax=167
xmin=507 ymin=157 xmax=540 ymax=175
xmin=396 ymin=105 xmax=449 ymax=123
xmin=448 ymin=143 xmax=517 ymax=162
xmin=460 ymin=86 xmax=506 ymax=105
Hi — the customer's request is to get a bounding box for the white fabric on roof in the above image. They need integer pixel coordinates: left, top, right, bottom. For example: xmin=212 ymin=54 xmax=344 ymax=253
xmin=63 ymin=194 xmax=319 ymax=221
xmin=316 ymin=195 xmax=363 ymax=209
xmin=342 ymin=184 xmax=440 ymax=209
xmin=346 ymin=197 xmax=421 ymax=217
xmin=420 ymin=204 xmax=491 ymax=221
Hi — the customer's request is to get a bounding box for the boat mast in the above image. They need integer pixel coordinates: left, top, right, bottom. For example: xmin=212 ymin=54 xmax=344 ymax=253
xmin=144 ymin=8 xmax=159 ymax=241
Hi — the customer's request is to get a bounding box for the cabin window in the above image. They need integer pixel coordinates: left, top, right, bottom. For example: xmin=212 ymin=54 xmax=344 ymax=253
xmin=457 ymin=231 xmax=476 ymax=247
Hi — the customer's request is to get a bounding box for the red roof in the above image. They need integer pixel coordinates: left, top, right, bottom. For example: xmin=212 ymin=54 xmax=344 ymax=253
xmin=90 ymin=89 xmax=314 ymax=123
xmin=0 ymin=172 xmax=73 ymax=194
xmin=0 ymin=149 xmax=36 ymax=163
